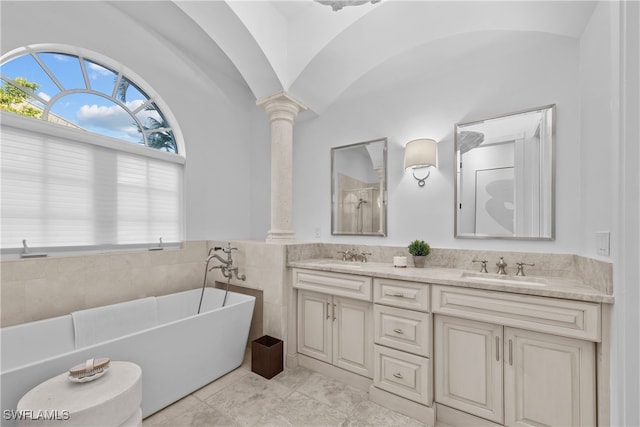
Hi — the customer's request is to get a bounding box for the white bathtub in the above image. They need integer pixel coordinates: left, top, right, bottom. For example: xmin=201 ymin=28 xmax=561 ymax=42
xmin=1 ymin=288 xmax=255 ymax=425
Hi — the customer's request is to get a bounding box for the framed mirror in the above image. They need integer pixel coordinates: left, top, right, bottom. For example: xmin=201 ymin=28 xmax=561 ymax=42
xmin=455 ymin=105 xmax=555 ymax=240
xmin=331 ymin=138 xmax=387 ymax=236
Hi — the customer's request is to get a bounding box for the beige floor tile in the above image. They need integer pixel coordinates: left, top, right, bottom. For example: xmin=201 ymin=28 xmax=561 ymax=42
xmin=204 ymin=372 xmax=293 ymax=425
xmin=143 ymin=395 xmax=207 ymax=426
xmin=295 ymin=372 xmax=368 ymax=416
xmin=145 ymin=358 xmax=424 ymax=427
xmin=256 ymin=391 xmax=347 ymax=427
xmin=343 ymin=399 xmax=426 ymax=427
xmin=271 ymin=366 xmax=314 ymax=390
xmin=192 ymin=366 xmax=250 ymax=402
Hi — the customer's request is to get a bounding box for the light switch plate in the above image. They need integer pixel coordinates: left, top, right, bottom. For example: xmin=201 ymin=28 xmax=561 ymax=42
xmin=596 ymin=231 xmax=610 ymax=256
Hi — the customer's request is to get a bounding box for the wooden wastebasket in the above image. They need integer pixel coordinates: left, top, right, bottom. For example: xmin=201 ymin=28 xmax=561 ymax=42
xmin=251 ymin=335 xmax=283 ymax=379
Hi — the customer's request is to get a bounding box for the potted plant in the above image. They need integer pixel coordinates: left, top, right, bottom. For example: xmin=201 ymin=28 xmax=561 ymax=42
xmin=408 ymin=240 xmax=431 ymax=268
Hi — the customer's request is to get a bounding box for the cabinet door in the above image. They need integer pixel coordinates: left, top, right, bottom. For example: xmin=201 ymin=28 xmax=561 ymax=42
xmin=333 ymin=296 xmax=373 ymax=378
xmin=435 ymin=315 xmax=504 ymax=424
xmin=504 ymin=328 xmax=596 ymax=427
xmin=298 ymin=291 xmax=332 ymax=363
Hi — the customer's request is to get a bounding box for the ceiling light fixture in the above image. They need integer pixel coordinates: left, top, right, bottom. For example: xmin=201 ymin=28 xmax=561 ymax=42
xmin=315 ymin=0 xmax=381 ymax=12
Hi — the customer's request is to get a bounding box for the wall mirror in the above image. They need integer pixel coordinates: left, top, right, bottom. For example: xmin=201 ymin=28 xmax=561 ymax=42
xmin=332 ymin=138 xmax=387 ymax=236
xmin=455 ymin=105 xmax=555 ymax=240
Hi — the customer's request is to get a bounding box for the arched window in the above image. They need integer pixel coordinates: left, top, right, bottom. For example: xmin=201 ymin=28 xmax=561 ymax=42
xmin=1 ymin=50 xmax=178 ymax=152
xmin=0 ymin=46 xmax=184 ymax=254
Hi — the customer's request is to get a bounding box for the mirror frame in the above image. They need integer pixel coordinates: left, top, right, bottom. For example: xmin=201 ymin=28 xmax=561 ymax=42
xmin=331 ymin=138 xmax=387 ymax=236
xmin=454 ymin=105 xmax=556 ymax=240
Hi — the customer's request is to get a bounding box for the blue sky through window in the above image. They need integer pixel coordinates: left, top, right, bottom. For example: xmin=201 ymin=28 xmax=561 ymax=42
xmin=1 ymin=51 xmax=177 ymax=152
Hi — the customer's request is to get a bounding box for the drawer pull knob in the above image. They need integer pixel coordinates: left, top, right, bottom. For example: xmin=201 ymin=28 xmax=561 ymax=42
xmin=393 ymin=328 xmax=404 ymax=334
xmin=393 ymin=373 xmax=403 ymax=379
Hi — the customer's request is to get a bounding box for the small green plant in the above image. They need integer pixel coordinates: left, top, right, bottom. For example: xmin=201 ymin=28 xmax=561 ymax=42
xmin=408 ymin=240 xmax=431 ymax=256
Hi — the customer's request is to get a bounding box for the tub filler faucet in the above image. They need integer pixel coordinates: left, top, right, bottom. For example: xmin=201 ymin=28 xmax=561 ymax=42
xmin=208 ymin=244 xmax=247 ymax=281
xmin=198 ymin=243 xmax=246 ymax=314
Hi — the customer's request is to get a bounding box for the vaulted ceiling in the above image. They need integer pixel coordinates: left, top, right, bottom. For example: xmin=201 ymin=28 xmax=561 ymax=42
xmin=109 ymin=1 xmax=597 ymax=114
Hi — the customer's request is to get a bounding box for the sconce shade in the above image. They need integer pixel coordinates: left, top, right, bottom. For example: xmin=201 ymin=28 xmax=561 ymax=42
xmin=405 ymin=138 xmax=437 ymax=170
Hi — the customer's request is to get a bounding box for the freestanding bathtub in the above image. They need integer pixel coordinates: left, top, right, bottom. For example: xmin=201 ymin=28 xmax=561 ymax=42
xmin=1 ymin=287 xmax=255 ymax=425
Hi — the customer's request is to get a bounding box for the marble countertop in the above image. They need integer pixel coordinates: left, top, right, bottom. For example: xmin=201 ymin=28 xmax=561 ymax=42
xmin=288 ymin=259 xmax=614 ymax=304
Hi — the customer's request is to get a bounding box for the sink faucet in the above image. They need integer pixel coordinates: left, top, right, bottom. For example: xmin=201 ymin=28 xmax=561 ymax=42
xmin=472 ymin=259 xmax=488 ymax=273
xmin=337 ymin=249 xmax=357 ymax=261
xmin=356 ymin=251 xmax=372 ymax=263
xmin=496 ymin=257 xmax=508 ymax=275
xmin=515 ymin=262 xmax=535 ymax=276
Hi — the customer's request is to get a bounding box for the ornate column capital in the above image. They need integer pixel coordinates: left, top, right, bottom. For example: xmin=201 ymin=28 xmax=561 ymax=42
xmin=256 ymin=91 xmax=307 ymax=123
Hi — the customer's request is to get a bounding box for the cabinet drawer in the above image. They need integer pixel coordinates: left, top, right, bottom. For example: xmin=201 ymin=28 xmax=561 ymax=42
xmin=374 ymin=305 xmax=431 ymax=357
xmin=293 ymin=268 xmax=372 ymax=301
xmin=432 ymin=285 xmax=601 ymax=342
xmin=374 ymin=278 xmax=429 ymax=311
xmin=374 ymin=345 xmax=432 ymax=405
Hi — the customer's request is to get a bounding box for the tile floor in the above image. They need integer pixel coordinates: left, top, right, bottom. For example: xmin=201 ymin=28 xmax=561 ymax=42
xmin=143 ymin=356 xmax=426 ymax=427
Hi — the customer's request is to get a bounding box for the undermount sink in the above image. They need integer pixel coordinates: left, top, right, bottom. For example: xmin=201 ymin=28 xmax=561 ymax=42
xmin=460 ymin=271 xmax=550 ymax=287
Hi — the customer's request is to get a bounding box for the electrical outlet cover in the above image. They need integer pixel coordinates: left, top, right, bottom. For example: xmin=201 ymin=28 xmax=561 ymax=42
xmin=596 ymin=231 xmax=610 ymax=256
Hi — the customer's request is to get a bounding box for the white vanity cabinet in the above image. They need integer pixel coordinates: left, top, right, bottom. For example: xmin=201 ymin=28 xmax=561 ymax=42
xmin=372 ymin=278 xmax=433 ymax=406
xmin=294 ymin=269 xmax=374 ymax=378
xmin=433 ymin=285 xmax=598 ymax=427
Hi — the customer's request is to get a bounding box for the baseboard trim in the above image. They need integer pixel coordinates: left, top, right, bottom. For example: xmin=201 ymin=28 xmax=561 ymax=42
xmin=285 ymin=353 xmax=298 ymax=369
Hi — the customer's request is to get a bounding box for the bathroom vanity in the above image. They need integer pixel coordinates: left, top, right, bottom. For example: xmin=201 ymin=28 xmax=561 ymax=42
xmin=289 ymin=258 xmax=612 ymax=427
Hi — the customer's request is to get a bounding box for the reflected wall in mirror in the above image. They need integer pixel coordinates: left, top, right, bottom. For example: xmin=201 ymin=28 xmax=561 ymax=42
xmin=332 ymin=138 xmax=387 ymax=236
xmin=455 ymin=105 xmax=555 ymax=240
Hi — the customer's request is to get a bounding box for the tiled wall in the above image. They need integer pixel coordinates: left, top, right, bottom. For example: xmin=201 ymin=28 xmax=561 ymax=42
xmin=1 ymin=241 xmax=206 ymax=327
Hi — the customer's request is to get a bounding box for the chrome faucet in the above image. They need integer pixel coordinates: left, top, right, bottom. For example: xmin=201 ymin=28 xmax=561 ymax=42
xmin=337 ymin=249 xmax=356 ymax=261
xmin=198 ymin=243 xmax=246 ymax=314
xmin=515 ymin=262 xmax=535 ymax=276
xmin=496 ymin=257 xmax=508 ymax=275
xmin=207 ymin=248 xmax=230 ymax=267
xmin=337 ymin=248 xmax=371 ymax=262
xmin=356 ymin=251 xmax=372 ymax=263
xmin=207 ymin=243 xmax=246 ymax=281
xmin=473 ymin=259 xmax=489 ymax=273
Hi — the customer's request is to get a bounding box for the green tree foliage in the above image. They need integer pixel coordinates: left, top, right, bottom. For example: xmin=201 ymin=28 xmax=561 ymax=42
xmin=0 ymin=77 xmax=43 ymax=118
xmin=144 ymin=117 xmax=177 ymax=153
xmin=116 ymin=78 xmax=129 ymax=103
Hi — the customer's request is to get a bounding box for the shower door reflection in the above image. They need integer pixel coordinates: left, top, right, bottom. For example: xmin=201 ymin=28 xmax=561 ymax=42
xmin=331 ymin=138 xmax=387 ymax=236
xmin=339 ymin=187 xmax=381 ymax=234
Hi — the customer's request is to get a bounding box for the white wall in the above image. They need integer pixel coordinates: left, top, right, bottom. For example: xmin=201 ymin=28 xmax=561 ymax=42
xmin=0 ymin=1 xmax=265 ymax=241
xmin=293 ymin=30 xmax=581 ymax=253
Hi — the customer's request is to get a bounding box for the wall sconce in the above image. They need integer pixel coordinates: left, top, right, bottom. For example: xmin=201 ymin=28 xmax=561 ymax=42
xmin=404 ymin=138 xmax=437 ymax=187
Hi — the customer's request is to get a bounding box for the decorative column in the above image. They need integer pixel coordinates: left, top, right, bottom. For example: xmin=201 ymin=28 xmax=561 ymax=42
xmin=257 ymin=92 xmax=307 ymax=243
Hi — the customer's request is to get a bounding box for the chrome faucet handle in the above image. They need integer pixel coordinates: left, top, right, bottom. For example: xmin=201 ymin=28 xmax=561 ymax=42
xmin=496 ymin=257 xmax=508 ymax=275
xmin=359 ymin=252 xmax=372 ymax=263
xmin=215 ymin=243 xmax=238 ymax=253
xmin=515 ymin=262 xmax=535 ymax=276
xmin=337 ymin=250 xmax=348 ymax=261
xmin=472 ymin=259 xmax=488 ymax=273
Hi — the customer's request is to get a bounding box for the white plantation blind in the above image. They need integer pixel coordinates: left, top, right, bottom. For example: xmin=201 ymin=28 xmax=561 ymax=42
xmin=1 ymin=116 xmax=184 ymax=250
